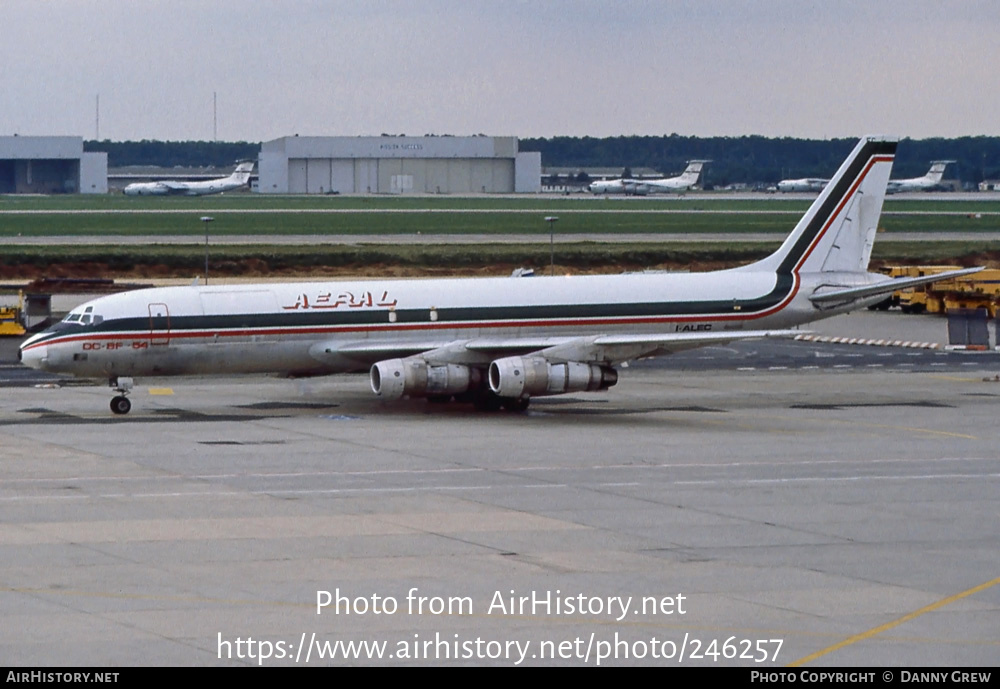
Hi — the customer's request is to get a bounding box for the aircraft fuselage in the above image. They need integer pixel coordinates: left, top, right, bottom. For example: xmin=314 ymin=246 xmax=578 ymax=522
xmin=23 ymin=137 xmax=937 ymax=415
xmin=20 ymin=268 xmax=873 ymax=381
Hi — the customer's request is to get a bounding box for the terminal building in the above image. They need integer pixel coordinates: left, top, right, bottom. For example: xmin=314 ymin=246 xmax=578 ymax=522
xmin=258 ymin=135 xmax=540 ymax=194
xmin=0 ymin=136 xmax=107 ymax=194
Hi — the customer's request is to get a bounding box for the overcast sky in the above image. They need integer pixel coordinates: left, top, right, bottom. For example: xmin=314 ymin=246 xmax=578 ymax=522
xmin=2 ymin=1 xmax=997 ymax=142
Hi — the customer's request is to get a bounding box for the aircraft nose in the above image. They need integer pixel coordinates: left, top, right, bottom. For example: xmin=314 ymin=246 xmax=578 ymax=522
xmin=19 ymin=336 xmax=48 ymax=370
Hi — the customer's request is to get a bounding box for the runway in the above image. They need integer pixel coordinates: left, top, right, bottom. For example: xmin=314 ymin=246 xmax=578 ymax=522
xmin=1 ymin=313 xmax=998 ymax=666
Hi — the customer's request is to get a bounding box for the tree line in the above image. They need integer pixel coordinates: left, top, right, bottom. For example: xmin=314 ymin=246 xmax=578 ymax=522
xmin=521 ymin=135 xmax=1000 ymax=188
xmin=84 ymin=140 xmax=260 ymax=169
xmin=85 ymin=136 xmax=1000 ymax=187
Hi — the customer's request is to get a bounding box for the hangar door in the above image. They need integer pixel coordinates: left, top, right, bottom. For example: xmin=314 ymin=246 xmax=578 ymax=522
xmin=288 ymin=159 xmax=308 ymax=193
xmin=306 ymin=159 xmax=329 ymax=194
xmin=329 ymin=160 xmax=354 ymax=194
xmin=293 ymin=159 xmax=356 ymax=194
xmin=0 ymin=161 xmax=14 ymax=193
xmin=355 ymin=160 xmax=377 ymax=194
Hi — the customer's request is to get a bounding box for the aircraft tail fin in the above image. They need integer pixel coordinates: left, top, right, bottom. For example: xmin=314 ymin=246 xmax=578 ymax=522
xmin=229 ymin=162 xmax=255 ymax=184
xmin=747 ymin=137 xmax=897 ymax=276
xmin=925 ymin=160 xmax=953 ymax=183
xmin=679 ymin=160 xmax=709 ymax=185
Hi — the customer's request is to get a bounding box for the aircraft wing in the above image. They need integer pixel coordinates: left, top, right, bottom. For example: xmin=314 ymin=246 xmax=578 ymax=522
xmin=159 ymin=181 xmax=193 ymax=194
xmin=525 ymin=330 xmax=800 ymax=364
xmin=314 ymin=330 xmax=800 ymax=368
xmin=313 ymin=336 xmax=586 ymax=367
xmin=810 ymin=267 xmax=983 ymax=305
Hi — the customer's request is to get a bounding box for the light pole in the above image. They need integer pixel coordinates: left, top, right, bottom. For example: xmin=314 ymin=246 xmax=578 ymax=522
xmin=201 ymin=216 xmax=214 ymax=285
xmin=544 ymin=216 xmax=559 ymax=276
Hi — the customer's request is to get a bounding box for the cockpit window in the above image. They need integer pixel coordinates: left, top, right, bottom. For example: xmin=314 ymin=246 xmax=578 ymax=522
xmin=60 ymin=309 xmax=102 ymax=327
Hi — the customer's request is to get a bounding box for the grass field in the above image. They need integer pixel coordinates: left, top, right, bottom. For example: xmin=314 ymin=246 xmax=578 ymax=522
xmin=3 ymin=192 xmax=1000 ymax=213
xmin=0 ymin=241 xmax=994 ymax=281
xmin=2 ymin=193 xmax=999 ymax=236
xmin=1 ymin=194 xmax=998 ymax=277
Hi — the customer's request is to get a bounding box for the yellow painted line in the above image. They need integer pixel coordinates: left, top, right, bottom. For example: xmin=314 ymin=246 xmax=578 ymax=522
xmin=148 ymin=388 xmax=174 ymax=395
xmin=764 ymin=413 xmax=977 ymax=440
xmin=789 ymin=575 xmax=1000 ymax=666
xmin=2 ymin=585 xmax=305 ymax=609
xmin=928 ymin=375 xmax=994 ymax=382
xmin=840 ymin=420 xmax=976 ymax=440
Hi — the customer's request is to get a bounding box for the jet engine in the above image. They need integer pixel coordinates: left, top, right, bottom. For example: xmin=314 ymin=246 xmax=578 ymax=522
xmin=370 ymin=359 xmax=479 ymax=399
xmin=488 ymin=356 xmax=617 ymax=398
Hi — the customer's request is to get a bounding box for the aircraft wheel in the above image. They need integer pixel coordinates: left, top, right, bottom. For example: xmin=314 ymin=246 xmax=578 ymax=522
xmin=110 ymin=396 xmax=132 ymax=415
xmin=473 ymin=392 xmax=503 ymax=412
xmin=501 ymin=397 xmax=530 ymax=412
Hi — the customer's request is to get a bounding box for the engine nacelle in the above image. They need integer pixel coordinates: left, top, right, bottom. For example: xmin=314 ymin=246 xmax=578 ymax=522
xmin=370 ymin=359 xmax=478 ymax=399
xmin=488 ymin=356 xmax=618 ymax=398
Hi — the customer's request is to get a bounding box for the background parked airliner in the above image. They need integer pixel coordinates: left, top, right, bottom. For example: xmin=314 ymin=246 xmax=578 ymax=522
xmin=776 ymin=177 xmax=829 ymax=193
xmin=588 ymin=160 xmax=709 ymax=195
xmin=887 ymin=160 xmax=955 ymax=193
xmin=21 ymin=137 xmax=979 ymax=415
xmin=123 ymin=161 xmax=254 ymax=196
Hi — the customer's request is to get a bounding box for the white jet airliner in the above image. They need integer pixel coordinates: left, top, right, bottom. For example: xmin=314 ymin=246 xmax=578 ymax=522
xmin=776 ymin=177 xmax=829 ymax=193
xmin=20 ymin=137 xmax=979 ymax=415
xmin=887 ymin=160 xmax=955 ymax=194
xmin=122 ymin=162 xmax=255 ymax=196
xmin=587 ymin=160 xmax=709 ymax=195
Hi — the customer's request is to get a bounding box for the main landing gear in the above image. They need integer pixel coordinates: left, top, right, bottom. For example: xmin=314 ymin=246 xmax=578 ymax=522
xmin=109 ymin=376 xmax=134 ymax=415
xmin=428 ymin=391 xmax=530 ymax=412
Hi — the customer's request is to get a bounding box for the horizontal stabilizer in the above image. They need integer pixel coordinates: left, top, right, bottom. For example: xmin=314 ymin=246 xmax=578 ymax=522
xmin=810 ymin=267 xmax=983 ymax=304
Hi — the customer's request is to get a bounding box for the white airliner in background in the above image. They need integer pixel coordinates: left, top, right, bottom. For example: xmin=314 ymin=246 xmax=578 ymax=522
xmin=20 ymin=137 xmax=979 ymax=415
xmin=887 ymin=160 xmax=955 ymax=194
xmin=123 ymin=162 xmax=255 ymax=196
xmin=776 ymin=177 xmax=829 ymax=193
xmin=588 ymin=160 xmax=709 ymax=195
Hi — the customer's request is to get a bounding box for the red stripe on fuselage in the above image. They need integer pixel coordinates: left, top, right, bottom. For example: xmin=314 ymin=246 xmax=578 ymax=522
xmin=23 ymin=155 xmax=892 ymax=354
xmin=21 ymin=309 xmax=776 ymax=351
xmin=794 ymin=155 xmax=893 ymax=273
xmin=757 ymin=153 xmax=892 ymax=317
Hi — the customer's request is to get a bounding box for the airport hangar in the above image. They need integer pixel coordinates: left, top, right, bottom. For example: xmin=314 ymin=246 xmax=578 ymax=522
xmin=0 ymin=136 xmax=107 ymax=194
xmin=258 ymin=135 xmax=541 ymax=194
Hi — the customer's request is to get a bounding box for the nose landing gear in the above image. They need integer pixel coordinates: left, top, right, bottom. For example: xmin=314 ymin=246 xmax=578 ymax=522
xmin=109 ymin=377 xmax=134 ymax=415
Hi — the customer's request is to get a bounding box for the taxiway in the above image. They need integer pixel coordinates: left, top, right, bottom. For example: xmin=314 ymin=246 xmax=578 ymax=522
xmin=0 ymin=312 xmax=997 ymax=666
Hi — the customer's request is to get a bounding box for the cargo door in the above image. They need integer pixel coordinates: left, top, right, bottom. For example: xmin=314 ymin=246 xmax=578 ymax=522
xmin=148 ymin=303 xmax=171 ymax=346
